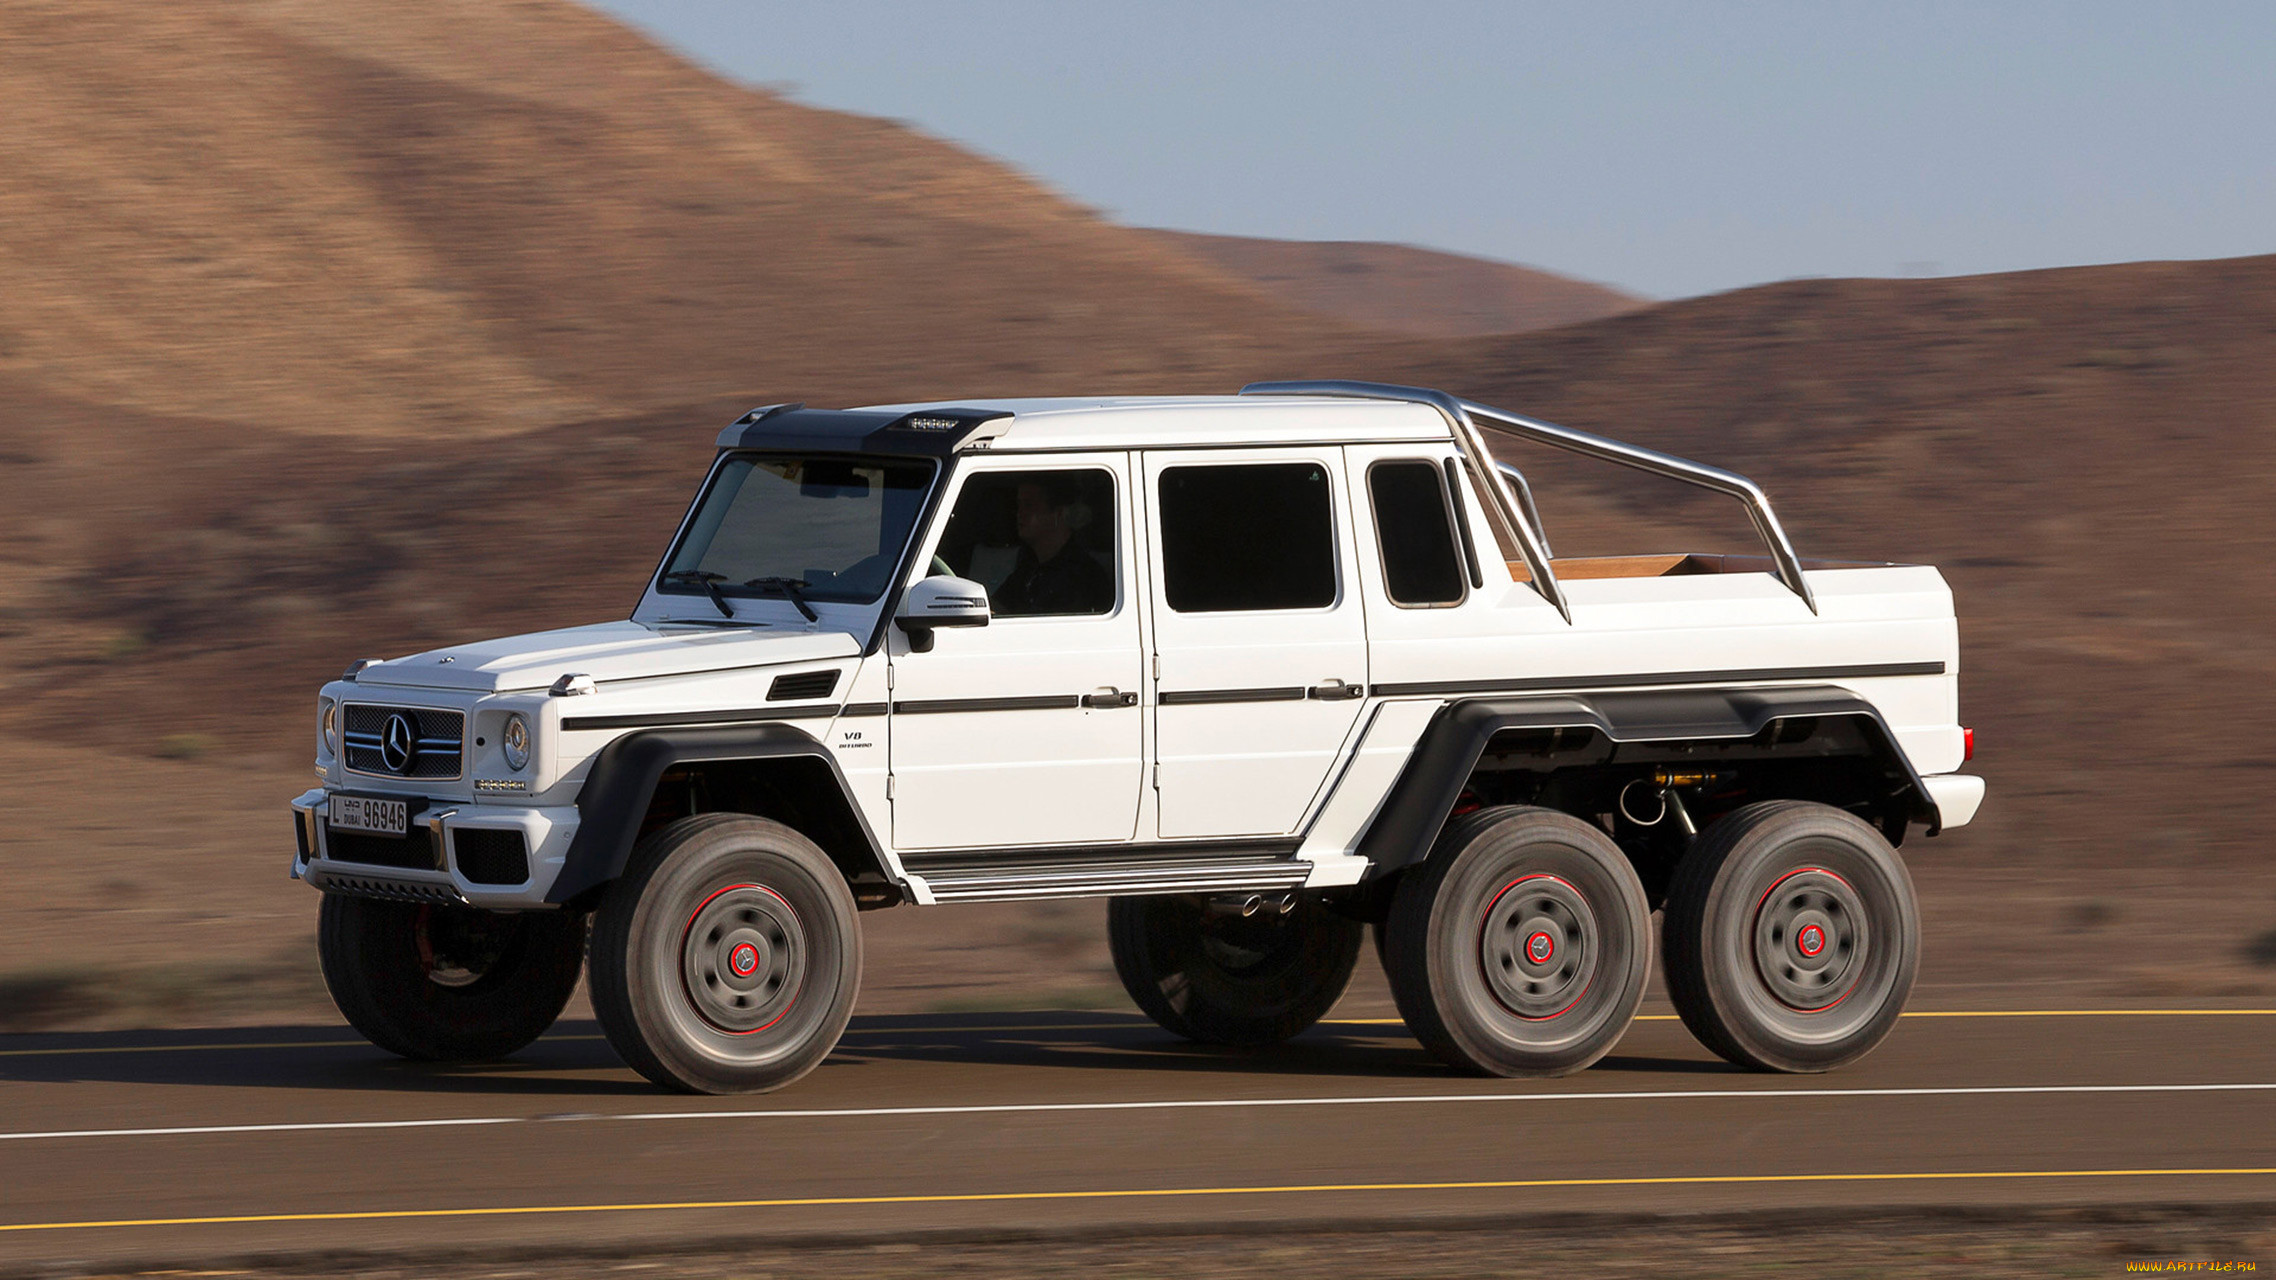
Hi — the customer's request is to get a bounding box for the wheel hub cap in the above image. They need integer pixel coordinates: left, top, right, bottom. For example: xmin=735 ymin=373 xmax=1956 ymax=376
xmin=682 ymin=884 xmax=803 ymax=1034
xmin=1753 ymin=867 xmax=1868 ymax=1011
xmin=1480 ymin=874 xmax=1597 ymax=1020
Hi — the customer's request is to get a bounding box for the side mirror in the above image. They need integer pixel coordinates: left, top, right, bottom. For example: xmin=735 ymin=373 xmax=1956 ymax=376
xmin=895 ymin=575 xmax=991 ymax=652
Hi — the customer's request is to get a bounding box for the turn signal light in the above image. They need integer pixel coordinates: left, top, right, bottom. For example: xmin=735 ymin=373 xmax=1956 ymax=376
xmin=1963 ymin=727 xmax=1976 ymax=761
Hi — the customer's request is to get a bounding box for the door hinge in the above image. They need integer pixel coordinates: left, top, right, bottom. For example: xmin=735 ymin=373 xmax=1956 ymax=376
xmin=1151 ymin=763 xmax=1160 ymax=790
xmin=886 ymin=774 xmax=896 ymax=800
xmin=886 ymin=663 xmax=896 ymax=690
xmin=1152 ymin=654 xmax=1161 ymax=680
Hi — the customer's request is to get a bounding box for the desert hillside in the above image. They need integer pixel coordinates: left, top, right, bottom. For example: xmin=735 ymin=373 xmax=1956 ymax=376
xmin=1 ymin=0 xmax=2273 ymax=1023
xmin=0 ymin=0 xmax=1351 ymax=438
xmin=1146 ymin=229 xmax=1644 ymax=337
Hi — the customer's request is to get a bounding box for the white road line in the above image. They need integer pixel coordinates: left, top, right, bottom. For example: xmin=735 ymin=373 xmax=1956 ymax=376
xmin=0 ymin=1117 xmax=525 ymax=1142
xmin=4 ymin=1082 xmax=2273 ymax=1144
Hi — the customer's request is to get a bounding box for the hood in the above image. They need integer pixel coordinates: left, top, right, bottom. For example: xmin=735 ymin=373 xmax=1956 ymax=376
xmin=350 ymin=621 xmax=863 ymax=694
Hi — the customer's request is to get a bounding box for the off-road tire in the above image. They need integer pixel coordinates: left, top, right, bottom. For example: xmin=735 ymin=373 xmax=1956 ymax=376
xmin=1662 ymin=800 xmax=1919 ymax=1073
xmin=1383 ymin=806 xmax=1652 ymax=1076
xmin=1108 ymin=893 xmax=1363 ymax=1046
xmin=317 ymin=895 xmax=586 ymax=1062
xmin=588 ymin=813 xmax=861 ymax=1094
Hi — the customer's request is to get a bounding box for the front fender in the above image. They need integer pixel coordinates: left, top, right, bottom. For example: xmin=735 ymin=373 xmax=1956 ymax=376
xmin=546 ymin=723 xmax=885 ymax=904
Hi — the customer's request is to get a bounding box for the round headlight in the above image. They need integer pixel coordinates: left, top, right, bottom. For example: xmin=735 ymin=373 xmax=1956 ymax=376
xmin=320 ymin=700 xmax=337 ymax=756
xmin=502 ymin=713 xmax=531 ymax=772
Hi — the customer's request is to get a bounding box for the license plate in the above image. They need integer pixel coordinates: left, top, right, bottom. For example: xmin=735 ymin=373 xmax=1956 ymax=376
xmin=330 ymin=796 xmax=409 ymax=837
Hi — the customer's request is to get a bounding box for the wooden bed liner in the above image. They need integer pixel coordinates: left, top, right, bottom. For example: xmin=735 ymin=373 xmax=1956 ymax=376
xmin=1505 ymin=553 xmax=1886 ymax=583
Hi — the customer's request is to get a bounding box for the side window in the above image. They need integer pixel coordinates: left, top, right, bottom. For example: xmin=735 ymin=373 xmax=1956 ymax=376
xmin=934 ymin=469 xmax=1117 ymax=617
xmin=1369 ymin=460 xmax=1466 ymax=606
xmin=1159 ymin=462 xmax=1337 ymax=612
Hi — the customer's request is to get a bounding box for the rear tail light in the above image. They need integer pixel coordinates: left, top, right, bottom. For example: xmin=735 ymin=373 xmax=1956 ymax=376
xmin=1963 ymin=727 xmax=1975 ymax=762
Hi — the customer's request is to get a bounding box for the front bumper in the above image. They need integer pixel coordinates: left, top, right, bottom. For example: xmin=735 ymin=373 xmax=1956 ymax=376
xmin=288 ymin=788 xmax=578 ymax=908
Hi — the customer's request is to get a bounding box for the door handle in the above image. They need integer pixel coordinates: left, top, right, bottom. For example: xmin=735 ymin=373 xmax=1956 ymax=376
xmin=1082 ymin=689 xmax=1139 ymax=708
xmin=1308 ymin=679 xmax=1366 ymax=700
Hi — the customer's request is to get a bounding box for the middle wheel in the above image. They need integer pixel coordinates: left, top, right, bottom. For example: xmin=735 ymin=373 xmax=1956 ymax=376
xmin=1108 ymin=893 xmax=1364 ymax=1046
xmin=1384 ymin=805 xmax=1652 ymax=1076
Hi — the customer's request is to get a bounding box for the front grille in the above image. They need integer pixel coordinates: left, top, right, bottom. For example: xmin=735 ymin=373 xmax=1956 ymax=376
xmin=453 ymin=829 xmax=530 ymax=886
xmin=342 ymin=705 xmax=465 ymax=780
xmin=326 ymin=828 xmax=442 ymax=871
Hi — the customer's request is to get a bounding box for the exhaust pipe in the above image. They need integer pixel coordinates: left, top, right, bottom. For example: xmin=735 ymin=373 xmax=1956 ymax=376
xmin=1205 ymin=893 xmax=1298 ymax=919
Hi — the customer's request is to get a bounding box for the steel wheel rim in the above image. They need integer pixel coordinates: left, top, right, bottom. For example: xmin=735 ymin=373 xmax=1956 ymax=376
xmin=1479 ymin=874 xmax=1599 ymax=1020
xmin=1751 ymin=867 xmax=1868 ymax=1011
xmin=681 ymin=884 xmax=804 ymax=1034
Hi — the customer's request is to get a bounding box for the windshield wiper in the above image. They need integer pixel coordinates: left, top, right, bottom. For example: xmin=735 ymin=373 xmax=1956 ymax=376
xmin=744 ymin=576 xmax=819 ymax=622
xmin=662 ymin=569 xmax=734 ymax=618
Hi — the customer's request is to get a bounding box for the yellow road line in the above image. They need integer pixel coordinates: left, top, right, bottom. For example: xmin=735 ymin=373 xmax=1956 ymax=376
xmin=1332 ymin=1010 xmax=2276 ymax=1027
xmin=1895 ymin=1009 xmax=2276 ymax=1018
xmin=3 ymin=1010 xmax=2270 ymax=1060
xmin=5 ymin=1167 xmax=2274 ymax=1235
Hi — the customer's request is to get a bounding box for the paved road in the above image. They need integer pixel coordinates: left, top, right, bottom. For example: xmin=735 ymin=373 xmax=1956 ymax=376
xmin=1 ymin=1006 xmax=2271 ymax=1267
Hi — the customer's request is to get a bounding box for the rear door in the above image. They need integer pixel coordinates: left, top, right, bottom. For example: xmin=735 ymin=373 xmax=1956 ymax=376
xmin=1141 ymin=448 xmax=1371 ymax=839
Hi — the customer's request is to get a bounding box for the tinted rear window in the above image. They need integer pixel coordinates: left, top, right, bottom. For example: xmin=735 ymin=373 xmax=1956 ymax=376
xmin=1369 ymin=461 xmax=1466 ymax=606
xmin=1158 ymin=462 xmax=1337 ymax=612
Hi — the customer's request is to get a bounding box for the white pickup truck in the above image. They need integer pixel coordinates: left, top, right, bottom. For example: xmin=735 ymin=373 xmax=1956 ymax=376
xmin=289 ymin=380 xmax=1981 ymax=1094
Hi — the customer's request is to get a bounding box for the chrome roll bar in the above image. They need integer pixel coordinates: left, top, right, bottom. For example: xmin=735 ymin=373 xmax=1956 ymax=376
xmin=1240 ymin=379 xmax=1818 ymax=618
xmin=1495 ymin=461 xmax=1553 ymax=561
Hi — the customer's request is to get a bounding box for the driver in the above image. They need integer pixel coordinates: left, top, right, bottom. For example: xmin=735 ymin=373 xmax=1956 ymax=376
xmin=994 ymin=476 xmax=1114 ymax=616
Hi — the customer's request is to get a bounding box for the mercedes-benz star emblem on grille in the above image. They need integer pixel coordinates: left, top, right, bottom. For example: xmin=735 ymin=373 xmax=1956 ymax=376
xmin=380 ymin=713 xmax=418 ymax=774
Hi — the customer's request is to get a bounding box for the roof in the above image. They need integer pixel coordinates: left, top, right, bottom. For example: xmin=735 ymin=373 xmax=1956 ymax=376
xmin=715 ymin=394 xmax=1453 ymax=455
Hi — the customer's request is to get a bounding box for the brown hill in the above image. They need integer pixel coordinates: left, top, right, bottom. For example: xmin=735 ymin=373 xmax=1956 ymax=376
xmin=1144 ymin=229 xmax=1644 ymax=337
xmin=0 ymin=0 xmax=1346 ymax=438
xmin=2 ymin=0 xmax=2274 ymax=1014
xmin=14 ymin=254 xmax=2276 ymax=1015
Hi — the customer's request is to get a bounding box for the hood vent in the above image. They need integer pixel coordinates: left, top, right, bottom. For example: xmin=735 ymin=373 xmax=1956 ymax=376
xmin=767 ymin=669 xmax=841 ymax=702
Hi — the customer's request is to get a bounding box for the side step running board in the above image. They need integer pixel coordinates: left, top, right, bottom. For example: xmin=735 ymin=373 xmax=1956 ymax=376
xmin=910 ymin=857 xmax=1310 ymax=904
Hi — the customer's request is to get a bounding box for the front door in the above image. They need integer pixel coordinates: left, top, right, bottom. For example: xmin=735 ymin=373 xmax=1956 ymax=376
xmin=887 ymin=454 xmax=1146 ymax=849
xmin=1142 ymin=448 xmax=1371 ymax=839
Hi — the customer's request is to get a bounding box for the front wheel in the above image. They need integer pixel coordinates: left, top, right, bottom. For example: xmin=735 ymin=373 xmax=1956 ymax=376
xmin=588 ymin=814 xmax=862 ymax=1094
xmin=1108 ymin=893 xmax=1363 ymax=1046
xmin=1383 ymin=806 xmax=1652 ymax=1076
xmin=1661 ymin=800 xmax=1920 ymax=1073
xmin=318 ymin=896 xmax=587 ymax=1062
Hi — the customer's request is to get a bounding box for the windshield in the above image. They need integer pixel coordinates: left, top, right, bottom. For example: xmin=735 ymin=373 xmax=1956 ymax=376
xmin=658 ymin=454 xmax=936 ymax=605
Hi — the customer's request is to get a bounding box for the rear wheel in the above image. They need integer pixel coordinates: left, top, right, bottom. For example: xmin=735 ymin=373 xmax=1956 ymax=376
xmin=1383 ymin=806 xmax=1651 ymax=1076
xmin=317 ymin=895 xmax=586 ymax=1062
xmin=589 ymin=813 xmax=861 ymax=1094
xmin=1662 ymin=800 xmax=1919 ymax=1073
xmin=1108 ymin=893 xmax=1363 ymax=1046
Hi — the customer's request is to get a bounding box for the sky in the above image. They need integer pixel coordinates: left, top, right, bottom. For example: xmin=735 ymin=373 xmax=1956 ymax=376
xmin=585 ymin=1 xmax=2276 ymax=300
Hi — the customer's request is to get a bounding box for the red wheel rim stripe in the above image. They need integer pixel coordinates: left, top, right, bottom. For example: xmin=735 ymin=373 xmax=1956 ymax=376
xmin=1753 ymin=866 xmax=1857 ymax=1012
xmin=1480 ymin=873 xmax=1592 ymax=1021
xmin=682 ymin=882 xmax=800 ymax=1035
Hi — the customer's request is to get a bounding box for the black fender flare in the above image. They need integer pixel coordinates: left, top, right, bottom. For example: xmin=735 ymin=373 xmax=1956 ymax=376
xmin=1352 ymin=685 xmax=1935 ymax=876
xmin=545 ymin=723 xmax=887 ymax=905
